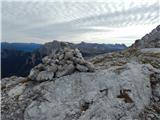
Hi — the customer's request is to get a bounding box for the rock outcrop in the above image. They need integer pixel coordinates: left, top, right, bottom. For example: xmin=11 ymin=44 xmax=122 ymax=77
xmin=132 ymin=25 xmax=160 ymax=48
xmin=28 ymin=42 xmax=95 ymax=81
xmin=24 ymin=63 xmax=154 ymax=120
xmin=2 ymin=62 xmax=159 ymax=120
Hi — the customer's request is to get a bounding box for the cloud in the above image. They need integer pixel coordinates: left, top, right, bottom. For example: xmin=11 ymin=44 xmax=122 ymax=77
xmin=1 ymin=0 xmax=159 ymax=46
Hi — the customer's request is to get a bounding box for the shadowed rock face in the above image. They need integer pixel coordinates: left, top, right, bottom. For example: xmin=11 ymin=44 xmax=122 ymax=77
xmin=28 ymin=43 xmax=95 ymax=82
xmin=132 ymin=25 xmax=160 ymax=49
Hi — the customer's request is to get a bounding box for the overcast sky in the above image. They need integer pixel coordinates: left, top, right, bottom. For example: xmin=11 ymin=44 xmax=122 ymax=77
xmin=2 ymin=0 xmax=160 ymax=46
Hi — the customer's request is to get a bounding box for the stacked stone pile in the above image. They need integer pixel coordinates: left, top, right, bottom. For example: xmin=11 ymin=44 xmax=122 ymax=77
xmin=28 ymin=43 xmax=95 ymax=81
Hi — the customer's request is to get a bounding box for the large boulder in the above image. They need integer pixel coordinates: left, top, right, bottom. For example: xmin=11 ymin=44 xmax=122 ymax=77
xmin=24 ymin=63 xmax=152 ymax=120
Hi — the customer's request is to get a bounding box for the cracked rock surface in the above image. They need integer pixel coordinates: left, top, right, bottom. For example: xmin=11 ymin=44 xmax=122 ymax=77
xmin=2 ymin=62 xmax=158 ymax=120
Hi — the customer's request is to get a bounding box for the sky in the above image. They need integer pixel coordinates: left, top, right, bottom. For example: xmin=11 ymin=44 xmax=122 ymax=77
xmin=1 ymin=0 xmax=160 ymax=46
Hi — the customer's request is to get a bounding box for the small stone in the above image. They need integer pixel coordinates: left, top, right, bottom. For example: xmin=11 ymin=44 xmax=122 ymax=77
xmin=58 ymin=60 xmax=65 ymax=65
xmin=72 ymin=57 xmax=85 ymax=64
xmin=58 ymin=54 xmax=64 ymax=60
xmin=64 ymin=51 xmax=74 ymax=60
xmin=74 ymin=48 xmax=84 ymax=59
xmin=66 ymin=60 xmax=74 ymax=65
xmin=8 ymin=84 xmax=26 ymax=98
xmin=37 ymin=71 xmax=54 ymax=81
xmin=35 ymin=64 xmax=45 ymax=71
xmin=57 ymin=65 xmax=63 ymax=71
xmin=28 ymin=69 xmax=39 ymax=80
xmin=56 ymin=64 xmax=75 ymax=77
xmin=55 ymin=59 xmax=60 ymax=64
xmin=42 ymin=56 xmax=50 ymax=64
xmin=76 ymin=64 xmax=88 ymax=72
xmin=85 ymin=62 xmax=95 ymax=72
xmin=46 ymin=64 xmax=57 ymax=73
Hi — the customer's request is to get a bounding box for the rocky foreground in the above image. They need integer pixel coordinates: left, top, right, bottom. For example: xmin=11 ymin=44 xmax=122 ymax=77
xmin=1 ymin=25 xmax=160 ymax=120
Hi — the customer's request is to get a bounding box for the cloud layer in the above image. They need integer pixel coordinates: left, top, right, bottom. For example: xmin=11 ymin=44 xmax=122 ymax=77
xmin=2 ymin=0 xmax=160 ymax=46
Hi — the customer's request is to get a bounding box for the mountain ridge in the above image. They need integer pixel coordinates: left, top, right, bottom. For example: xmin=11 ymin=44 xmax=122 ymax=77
xmin=1 ymin=41 xmax=127 ymax=78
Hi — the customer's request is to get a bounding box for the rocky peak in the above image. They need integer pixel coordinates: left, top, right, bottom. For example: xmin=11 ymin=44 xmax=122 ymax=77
xmin=132 ymin=25 xmax=160 ymax=49
xmin=28 ymin=43 xmax=95 ymax=81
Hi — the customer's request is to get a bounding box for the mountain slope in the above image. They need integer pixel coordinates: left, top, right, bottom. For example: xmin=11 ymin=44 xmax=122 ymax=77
xmin=132 ymin=25 xmax=160 ymax=48
xmin=1 ymin=48 xmax=41 ymax=78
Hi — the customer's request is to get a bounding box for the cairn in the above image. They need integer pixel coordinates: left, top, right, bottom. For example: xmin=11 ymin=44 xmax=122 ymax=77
xmin=28 ymin=42 xmax=95 ymax=81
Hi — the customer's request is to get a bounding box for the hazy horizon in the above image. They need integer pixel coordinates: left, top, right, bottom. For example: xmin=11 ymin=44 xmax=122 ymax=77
xmin=2 ymin=0 xmax=160 ymax=46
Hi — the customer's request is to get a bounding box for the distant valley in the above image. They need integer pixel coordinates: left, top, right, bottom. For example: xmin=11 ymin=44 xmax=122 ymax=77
xmin=1 ymin=41 xmax=127 ymax=78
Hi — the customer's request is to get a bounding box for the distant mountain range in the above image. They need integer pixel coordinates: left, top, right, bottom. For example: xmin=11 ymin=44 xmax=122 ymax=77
xmin=1 ymin=42 xmax=42 ymax=52
xmin=1 ymin=41 xmax=127 ymax=78
xmin=37 ymin=41 xmax=127 ymax=57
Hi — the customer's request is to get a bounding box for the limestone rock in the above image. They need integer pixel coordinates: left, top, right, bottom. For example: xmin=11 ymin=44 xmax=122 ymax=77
xmin=72 ymin=57 xmax=85 ymax=64
xmin=64 ymin=51 xmax=74 ymax=60
xmin=56 ymin=64 xmax=75 ymax=77
xmin=42 ymin=56 xmax=51 ymax=64
xmin=132 ymin=25 xmax=160 ymax=48
xmin=24 ymin=63 xmax=152 ymax=120
xmin=85 ymin=62 xmax=95 ymax=72
xmin=46 ymin=64 xmax=57 ymax=73
xmin=8 ymin=84 xmax=26 ymax=98
xmin=37 ymin=71 xmax=54 ymax=81
xmin=76 ymin=64 xmax=88 ymax=72
xmin=2 ymin=62 xmax=160 ymax=120
xmin=74 ymin=48 xmax=84 ymax=59
xmin=28 ymin=69 xmax=39 ymax=80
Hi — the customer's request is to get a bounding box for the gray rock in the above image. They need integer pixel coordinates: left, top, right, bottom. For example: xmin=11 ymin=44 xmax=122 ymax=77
xmin=37 ymin=71 xmax=54 ymax=81
xmin=66 ymin=60 xmax=74 ymax=65
xmin=76 ymin=64 xmax=88 ymax=72
xmin=56 ymin=64 xmax=75 ymax=77
xmin=85 ymin=62 xmax=95 ymax=72
xmin=8 ymin=84 xmax=26 ymax=98
xmin=74 ymin=48 xmax=84 ymax=59
xmin=42 ymin=56 xmax=50 ymax=64
xmin=28 ymin=69 xmax=39 ymax=80
xmin=72 ymin=57 xmax=85 ymax=64
xmin=64 ymin=51 xmax=74 ymax=60
xmin=1 ymin=76 xmax=26 ymax=88
xmin=24 ymin=63 xmax=151 ymax=120
xmin=46 ymin=64 xmax=58 ymax=73
xmin=58 ymin=53 xmax=64 ymax=60
xmin=34 ymin=64 xmax=45 ymax=71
